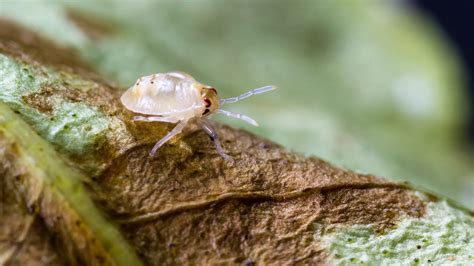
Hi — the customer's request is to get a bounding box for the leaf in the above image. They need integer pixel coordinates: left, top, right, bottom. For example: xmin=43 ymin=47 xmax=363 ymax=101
xmin=0 ymin=3 xmax=473 ymax=265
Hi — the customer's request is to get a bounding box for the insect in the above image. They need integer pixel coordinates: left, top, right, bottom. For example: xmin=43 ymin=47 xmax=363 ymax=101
xmin=121 ymin=71 xmax=275 ymax=160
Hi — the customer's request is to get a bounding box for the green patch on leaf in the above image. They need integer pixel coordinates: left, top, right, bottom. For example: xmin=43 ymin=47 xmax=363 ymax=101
xmin=0 ymin=54 xmax=110 ymax=156
xmin=322 ymin=201 xmax=474 ymax=265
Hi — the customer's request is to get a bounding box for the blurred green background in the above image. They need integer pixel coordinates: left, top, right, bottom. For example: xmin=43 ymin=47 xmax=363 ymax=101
xmin=1 ymin=0 xmax=473 ymax=208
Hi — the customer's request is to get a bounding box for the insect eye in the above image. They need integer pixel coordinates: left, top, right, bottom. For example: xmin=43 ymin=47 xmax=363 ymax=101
xmin=204 ymin=98 xmax=211 ymax=107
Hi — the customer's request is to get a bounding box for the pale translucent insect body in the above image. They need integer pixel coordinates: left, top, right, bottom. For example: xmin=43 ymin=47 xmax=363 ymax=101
xmin=121 ymin=71 xmax=275 ymax=160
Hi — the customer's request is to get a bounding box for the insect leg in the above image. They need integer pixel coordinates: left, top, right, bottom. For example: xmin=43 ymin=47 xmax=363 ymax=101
xmin=214 ymin=109 xmax=258 ymax=126
xmin=219 ymin=85 xmax=276 ymax=105
xmin=200 ymin=120 xmax=231 ymax=160
xmin=149 ymin=121 xmax=187 ymax=157
xmin=133 ymin=116 xmax=179 ymax=123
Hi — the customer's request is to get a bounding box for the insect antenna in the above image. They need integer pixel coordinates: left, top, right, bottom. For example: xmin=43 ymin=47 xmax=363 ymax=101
xmin=214 ymin=109 xmax=258 ymax=127
xmin=219 ymin=85 xmax=276 ymax=105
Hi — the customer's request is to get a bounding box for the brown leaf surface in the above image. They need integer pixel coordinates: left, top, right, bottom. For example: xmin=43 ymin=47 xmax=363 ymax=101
xmin=0 ymin=137 xmax=64 ymax=266
xmin=98 ymin=128 xmax=424 ymax=264
xmin=0 ymin=19 xmax=426 ymax=265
